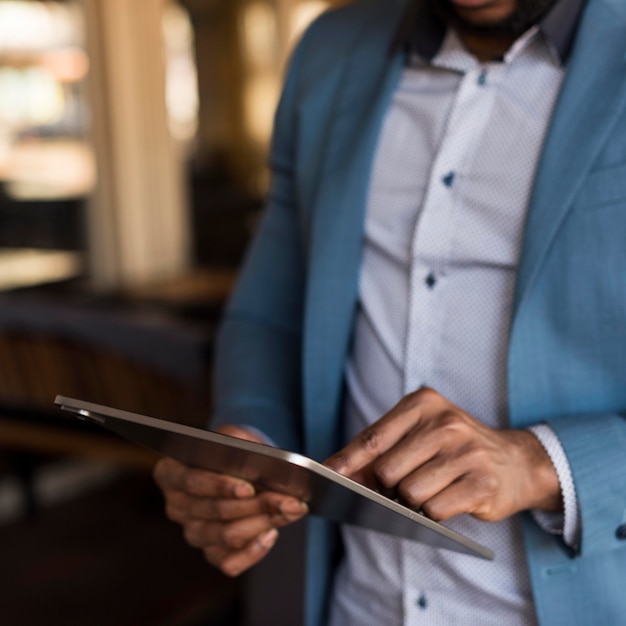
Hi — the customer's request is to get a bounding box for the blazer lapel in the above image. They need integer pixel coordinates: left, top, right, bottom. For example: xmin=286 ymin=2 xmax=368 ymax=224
xmin=513 ymin=0 xmax=626 ymax=314
xmin=303 ymin=8 xmax=405 ymax=460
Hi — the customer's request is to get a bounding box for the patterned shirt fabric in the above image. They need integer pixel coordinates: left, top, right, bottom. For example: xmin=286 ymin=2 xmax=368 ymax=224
xmin=328 ymin=25 xmax=578 ymax=626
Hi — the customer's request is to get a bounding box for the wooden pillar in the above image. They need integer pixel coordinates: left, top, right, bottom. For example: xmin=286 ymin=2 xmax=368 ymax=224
xmin=81 ymin=0 xmax=190 ymax=290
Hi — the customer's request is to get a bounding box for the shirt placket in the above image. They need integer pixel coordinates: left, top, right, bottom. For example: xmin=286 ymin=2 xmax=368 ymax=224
xmin=402 ymin=61 xmax=510 ymax=621
xmin=403 ymin=62 xmax=501 ymax=397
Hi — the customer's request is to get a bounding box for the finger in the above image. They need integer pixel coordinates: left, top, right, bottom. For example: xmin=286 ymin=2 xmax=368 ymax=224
xmin=394 ymin=453 xmax=469 ymax=513
xmin=343 ymin=463 xmax=381 ymax=491
xmin=169 ymin=491 xmax=308 ymax=523
xmin=372 ymin=410 xmax=475 ymax=490
xmin=325 ymin=388 xmax=441 ymax=476
xmin=259 ymin=491 xmax=309 ymax=519
xmin=324 ymin=413 xmax=416 ymax=476
xmin=204 ymin=529 xmax=279 ymax=577
xmin=166 ymin=493 xmax=262 ymax=523
xmin=153 ymin=456 xmax=187 ymax=490
xmin=371 ymin=425 xmax=445 ymax=490
xmin=215 ymin=424 xmax=267 ymax=444
xmin=154 ymin=456 xmax=255 ymax=499
xmin=397 ymin=440 xmax=511 ymax=522
xmin=419 ymin=474 xmax=497 ymax=522
xmin=185 ymin=511 xmax=290 ymax=551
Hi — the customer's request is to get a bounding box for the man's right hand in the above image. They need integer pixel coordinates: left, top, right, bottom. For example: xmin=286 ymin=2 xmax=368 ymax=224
xmin=153 ymin=425 xmax=309 ymax=577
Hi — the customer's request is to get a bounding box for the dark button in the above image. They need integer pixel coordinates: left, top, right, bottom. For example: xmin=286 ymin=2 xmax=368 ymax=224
xmin=477 ymin=69 xmax=488 ymax=86
xmin=442 ymin=171 xmax=455 ymax=187
xmin=425 ymin=272 xmax=437 ymax=289
xmin=417 ymin=593 xmax=428 ymax=610
xmin=617 ymin=524 xmax=626 ymax=540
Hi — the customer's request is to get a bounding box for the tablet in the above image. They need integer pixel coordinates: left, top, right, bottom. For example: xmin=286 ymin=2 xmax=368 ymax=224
xmin=55 ymin=395 xmax=493 ymax=560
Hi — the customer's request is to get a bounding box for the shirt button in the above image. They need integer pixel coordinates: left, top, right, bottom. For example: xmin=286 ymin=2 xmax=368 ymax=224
xmin=417 ymin=593 xmax=428 ymax=610
xmin=477 ymin=69 xmax=488 ymax=86
xmin=425 ymin=272 xmax=437 ymax=289
xmin=441 ymin=171 xmax=455 ymax=188
xmin=616 ymin=524 xmax=626 ymax=540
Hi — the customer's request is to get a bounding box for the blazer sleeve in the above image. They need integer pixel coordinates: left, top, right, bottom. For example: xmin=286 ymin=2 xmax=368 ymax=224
xmin=209 ymin=27 xmax=317 ymax=452
xmin=546 ymin=411 xmax=626 ymax=557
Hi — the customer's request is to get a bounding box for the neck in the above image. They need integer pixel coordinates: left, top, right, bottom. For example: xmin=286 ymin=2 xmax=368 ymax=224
xmin=459 ymin=32 xmax=516 ymax=61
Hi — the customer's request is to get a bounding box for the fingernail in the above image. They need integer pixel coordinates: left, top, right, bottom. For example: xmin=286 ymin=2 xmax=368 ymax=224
xmin=259 ymin=528 xmax=278 ymax=549
xmin=234 ymin=482 xmax=255 ymax=498
xmin=280 ymin=500 xmax=309 ymax=516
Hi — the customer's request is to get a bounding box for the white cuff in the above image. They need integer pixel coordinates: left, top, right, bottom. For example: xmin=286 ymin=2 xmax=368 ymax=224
xmin=527 ymin=424 xmax=580 ymax=548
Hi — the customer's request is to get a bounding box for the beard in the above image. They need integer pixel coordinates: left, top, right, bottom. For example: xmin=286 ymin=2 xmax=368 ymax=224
xmin=428 ymin=0 xmax=559 ymax=38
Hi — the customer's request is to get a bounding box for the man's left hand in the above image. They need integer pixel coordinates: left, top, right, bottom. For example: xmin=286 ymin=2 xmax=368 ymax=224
xmin=324 ymin=387 xmax=561 ymax=523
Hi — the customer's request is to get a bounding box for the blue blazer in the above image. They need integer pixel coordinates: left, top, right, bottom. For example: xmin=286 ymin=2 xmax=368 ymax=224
xmin=212 ymin=0 xmax=626 ymax=624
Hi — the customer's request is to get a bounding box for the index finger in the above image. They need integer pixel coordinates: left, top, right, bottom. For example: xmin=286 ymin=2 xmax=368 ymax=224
xmin=153 ymin=457 xmax=255 ymax=499
xmin=324 ymin=389 xmax=436 ymax=476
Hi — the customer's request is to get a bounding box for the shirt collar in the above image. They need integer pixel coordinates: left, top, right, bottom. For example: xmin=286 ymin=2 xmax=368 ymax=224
xmin=391 ymin=0 xmax=587 ymax=64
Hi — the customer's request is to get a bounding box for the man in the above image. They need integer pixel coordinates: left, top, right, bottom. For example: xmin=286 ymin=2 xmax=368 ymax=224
xmin=154 ymin=0 xmax=626 ymax=623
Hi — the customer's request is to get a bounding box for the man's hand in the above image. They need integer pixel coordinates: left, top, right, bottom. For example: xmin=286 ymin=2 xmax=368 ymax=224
xmin=153 ymin=425 xmax=308 ymax=577
xmin=325 ymin=388 xmax=561 ymax=523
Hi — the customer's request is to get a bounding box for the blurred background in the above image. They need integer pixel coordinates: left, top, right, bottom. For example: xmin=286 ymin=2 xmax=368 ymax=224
xmin=0 ymin=1 xmax=343 ymax=624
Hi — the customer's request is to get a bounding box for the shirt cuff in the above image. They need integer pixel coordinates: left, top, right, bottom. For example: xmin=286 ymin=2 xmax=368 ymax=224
xmin=527 ymin=423 xmax=580 ymax=548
